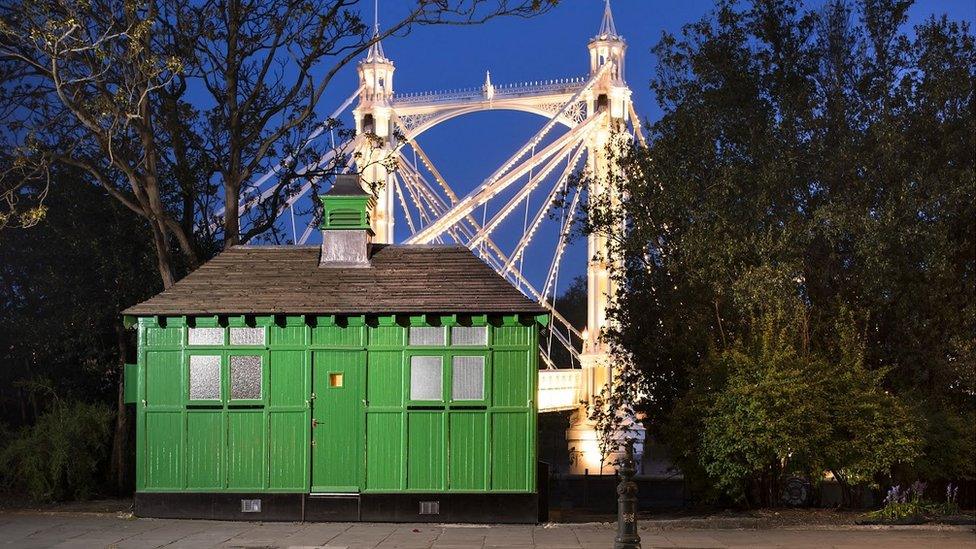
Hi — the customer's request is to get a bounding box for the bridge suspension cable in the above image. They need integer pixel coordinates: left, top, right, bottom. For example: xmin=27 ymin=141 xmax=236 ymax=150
xmin=208 ymin=87 xmax=362 ymax=232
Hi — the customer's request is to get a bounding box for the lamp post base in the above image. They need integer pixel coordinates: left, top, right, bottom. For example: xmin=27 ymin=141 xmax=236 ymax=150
xmin=614 ymin=442 xmax=641 ymax=549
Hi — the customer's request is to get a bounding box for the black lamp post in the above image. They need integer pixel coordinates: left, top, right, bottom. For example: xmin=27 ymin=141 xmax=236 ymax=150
xmin=614 ymin=440 xmax=641 ymax=549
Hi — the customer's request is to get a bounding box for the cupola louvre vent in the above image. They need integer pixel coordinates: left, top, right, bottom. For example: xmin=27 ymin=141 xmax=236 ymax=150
xmin=328 ymin=208 xmax=366 ymax=228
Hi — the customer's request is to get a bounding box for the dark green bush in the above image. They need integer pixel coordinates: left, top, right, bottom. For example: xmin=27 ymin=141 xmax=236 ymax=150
xmin=0 ymin=400 xmax=113 ymax=502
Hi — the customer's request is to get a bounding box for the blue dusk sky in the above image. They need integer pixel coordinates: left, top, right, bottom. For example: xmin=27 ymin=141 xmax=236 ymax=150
xmin=304 ymin=0 xmax=975 ymax=298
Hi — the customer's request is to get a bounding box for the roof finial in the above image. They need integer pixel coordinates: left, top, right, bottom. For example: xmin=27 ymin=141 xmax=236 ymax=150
xmin=484 ymin=70 xmax=495 ymax=101
xmin=598 ymin=0 xmax=619 ymax=38
xmin=365 ymin=0 xmax=388 ymax=62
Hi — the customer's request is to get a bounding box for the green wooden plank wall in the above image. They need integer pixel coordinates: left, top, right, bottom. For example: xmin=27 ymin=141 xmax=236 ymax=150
xmin=135 ymin=314 xmax=540 ymax=494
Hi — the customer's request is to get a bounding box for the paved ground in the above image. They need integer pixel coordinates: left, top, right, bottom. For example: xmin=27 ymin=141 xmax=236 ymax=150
xmin=0 ymin=512 xmax=973 ymax=548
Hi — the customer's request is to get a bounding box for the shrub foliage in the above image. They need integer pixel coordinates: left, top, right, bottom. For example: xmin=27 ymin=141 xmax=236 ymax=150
xmin=0 ymin=399 xmax=113 ymax=502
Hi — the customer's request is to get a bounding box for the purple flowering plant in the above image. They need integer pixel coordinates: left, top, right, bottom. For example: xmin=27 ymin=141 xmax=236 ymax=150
xmin=871 ymin=482 xmax=960 ymax=522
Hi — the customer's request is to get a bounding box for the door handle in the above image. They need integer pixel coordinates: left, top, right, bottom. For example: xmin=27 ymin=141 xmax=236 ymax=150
xmin=312 ymin=418 xmax=319 ymax=428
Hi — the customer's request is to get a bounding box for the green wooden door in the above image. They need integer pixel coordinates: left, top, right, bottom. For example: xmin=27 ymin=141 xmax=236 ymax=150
xmin=311 ymin=350 xmax=364 ymax=492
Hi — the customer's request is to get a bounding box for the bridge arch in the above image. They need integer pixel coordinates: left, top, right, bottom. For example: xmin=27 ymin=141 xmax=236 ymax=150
xmin=401 ymin=104 xmax=578 ymax=141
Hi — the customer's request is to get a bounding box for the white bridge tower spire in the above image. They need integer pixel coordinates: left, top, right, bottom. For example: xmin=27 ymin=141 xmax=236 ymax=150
xmin=353 ymin=3 xmax=397 ymax=243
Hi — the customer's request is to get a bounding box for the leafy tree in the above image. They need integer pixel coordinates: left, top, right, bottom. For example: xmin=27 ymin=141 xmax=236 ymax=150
xmin=1 ymin=0 xmax=557 ymax=285
xmin=576 ymin=0 xmax=974 ymax=503
xmin=671 ymin=271 xmax=920 ymax=504
xmin=1 ymin=0 xmax=196 ymax=286
xmin=0 ymin=167 xmax=159 ymax=495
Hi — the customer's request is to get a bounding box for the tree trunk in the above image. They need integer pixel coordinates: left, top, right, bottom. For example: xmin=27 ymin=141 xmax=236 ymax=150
xmin=223 ymin=0 xmax=242 ymax=250
xmin=832 ymin=470 xmax=852 ymax=508
xmin=149 ymin=219 xmax=176 ymax=288
xmin=109 ymin=324 xmax=130 ymax=495
xmin=223 ymin=181 xmax=240 ymax=248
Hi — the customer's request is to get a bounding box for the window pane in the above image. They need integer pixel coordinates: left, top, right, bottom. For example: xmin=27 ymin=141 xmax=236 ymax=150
xmin=189 ymin=355 xmax=221 ymax=400
xmin=451 ymin=326 xmax=487 ymax=346
xmin=230 ymin=327 xmax=265 ymax=346
xmin=409 ymin=326 xmax=446 ymax=346
xmin=329 ymin=373 xmax=344 ymax=388
xmin=230 ymin=356 xmax=263 ymax=400
xmin=410 ymin=356 xmax=443 ymax=401
xmin=188 ymin=327 xmax=224 ymax=346
xmin=452 ymin=356 xmax=485 ymax=401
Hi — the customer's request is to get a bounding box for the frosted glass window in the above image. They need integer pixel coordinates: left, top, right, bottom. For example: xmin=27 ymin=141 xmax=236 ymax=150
xmin=188 ymin=327 xmax=224 ymax=346
xmin=410 ymin=356 xmax=443 ymax=401
xmin=230 ymin=327 xmax=265 ymax=346
xmin=230 ymin=356 xmax=263 ymax=400
xmin=189 ymin=355 xmax=221 ymax=400
xmin=452 ymin=356 xmax=485 ymax=401
xmin=451 ymin=326 xmax=488 ymax=346
xmin=409 ymin=326 xmax=446 ymax=346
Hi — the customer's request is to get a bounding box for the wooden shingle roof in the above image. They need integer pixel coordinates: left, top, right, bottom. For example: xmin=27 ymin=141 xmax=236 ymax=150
xmin=122 ymin=244 xmax=546 ymax=316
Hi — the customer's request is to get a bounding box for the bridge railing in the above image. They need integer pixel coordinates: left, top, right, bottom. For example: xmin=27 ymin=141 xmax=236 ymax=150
xmin=538 ymin=369 xmax=584 ymax=412
xmin=392 ymin=76 xmax=587 ymax=106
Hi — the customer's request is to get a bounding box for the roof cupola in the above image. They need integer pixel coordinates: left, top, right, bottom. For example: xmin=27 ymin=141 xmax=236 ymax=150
xmin=318 ymin=174 xmax=375 ymax=267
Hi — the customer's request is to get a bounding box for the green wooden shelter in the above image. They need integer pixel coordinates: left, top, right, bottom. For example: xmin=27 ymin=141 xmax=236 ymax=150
xmin=122 ymin=175 xmax=548 ymax=523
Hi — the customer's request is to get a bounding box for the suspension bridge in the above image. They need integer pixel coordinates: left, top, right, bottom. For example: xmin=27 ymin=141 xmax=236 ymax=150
xmin=214 ymin=1 xmax=645 ymax=473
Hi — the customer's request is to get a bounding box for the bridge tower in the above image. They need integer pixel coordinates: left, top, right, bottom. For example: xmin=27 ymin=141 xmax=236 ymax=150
xmin=566 ymin=1 xmax=645 ymax=475
xmin=353 ymin=27 xmax=397 ymax=243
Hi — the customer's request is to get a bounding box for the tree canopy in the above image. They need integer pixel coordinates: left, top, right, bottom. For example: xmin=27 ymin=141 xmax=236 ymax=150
xmin=1 ymin=0 xmax=557 ymax=286
xmin=578 ymin=0 xmax=974 ymax=504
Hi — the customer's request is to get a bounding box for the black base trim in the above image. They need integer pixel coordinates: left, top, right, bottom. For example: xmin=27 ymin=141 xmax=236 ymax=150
xmin=134 ymin=492 xmax=537 ymax=523
xmin=305 ymin=494 xmax=360 ymax=522
xmin=360 ymin=493 xmax=537 ymax=523
xmin=134 ymin=492 xmax=308 ymax=521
